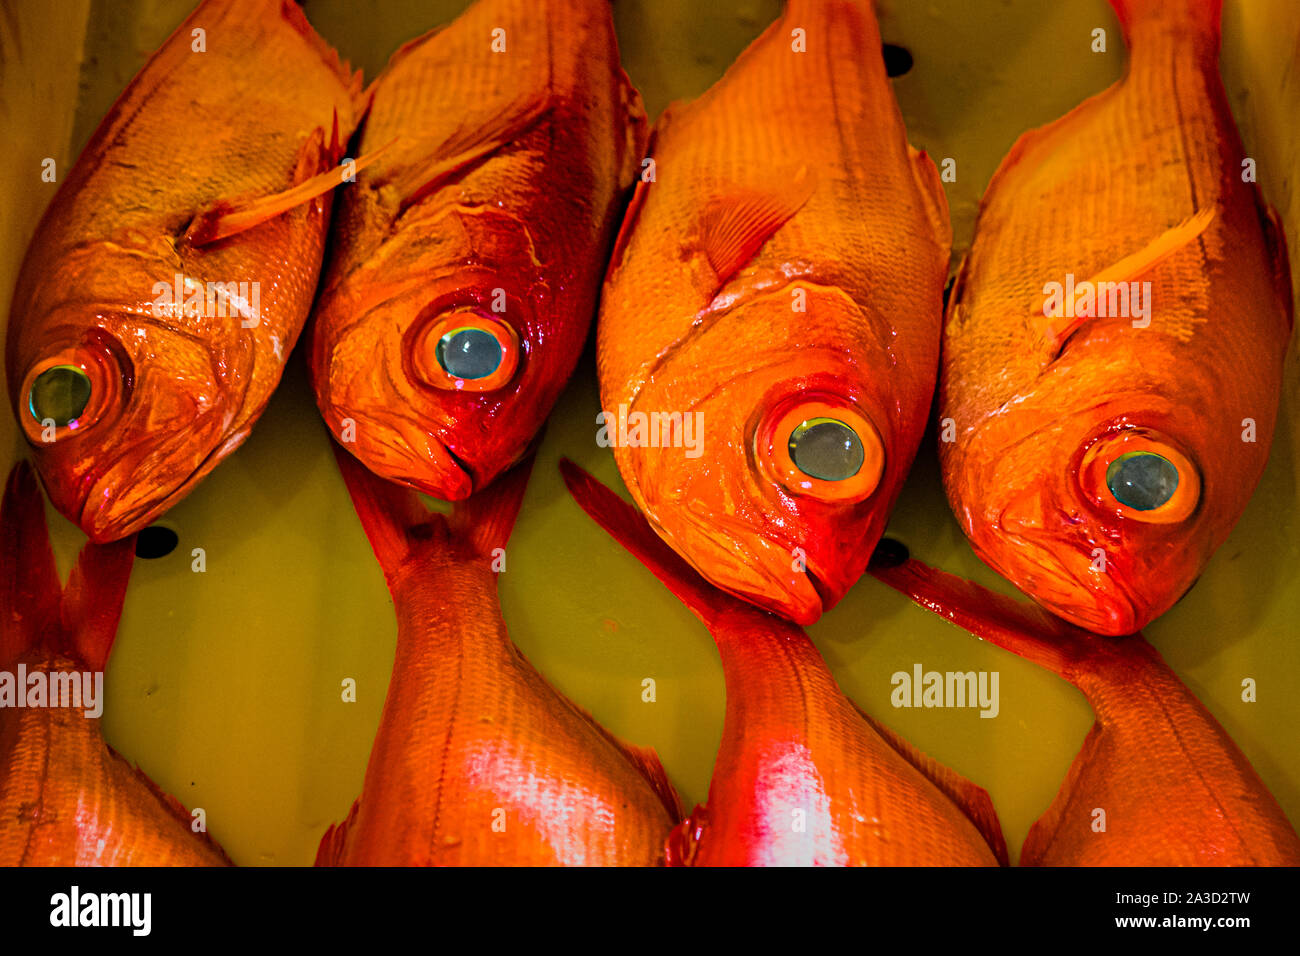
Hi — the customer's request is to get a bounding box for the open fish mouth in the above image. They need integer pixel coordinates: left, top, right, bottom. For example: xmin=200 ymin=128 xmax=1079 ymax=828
xmin=340 ymin=410 xmax=474 ymax=501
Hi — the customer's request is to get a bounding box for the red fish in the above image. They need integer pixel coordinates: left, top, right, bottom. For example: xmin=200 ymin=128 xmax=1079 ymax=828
xmin=0 ymin=462 xmax=232 ymax=865
xmin=316 ymin=449 xmax=680 ymax=866
xmin=309 ymin=0 xmax=646 ymax=500
xmin=6 ymin=0 xmax=366 ymax=542
xmin=871 ymin=555 xmax=1300 ymax=865
xmin=562 ymin=460 xmax=1006 ymax=866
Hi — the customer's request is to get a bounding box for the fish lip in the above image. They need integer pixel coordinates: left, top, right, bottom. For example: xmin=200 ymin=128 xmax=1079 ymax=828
xmin=341 ymin=410 xmax=474 ymax=500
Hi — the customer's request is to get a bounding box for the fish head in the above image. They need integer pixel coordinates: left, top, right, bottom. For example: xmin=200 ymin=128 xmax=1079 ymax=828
xmin=311 ymin=209 xmax=567 ymax=501
xmin=952 ymin=387 xmax=1212 ymax=635
xmin=9 ymin=298 xmax=246 ymax=543
xmin=615 ymin=284 xmax=916 ymax=625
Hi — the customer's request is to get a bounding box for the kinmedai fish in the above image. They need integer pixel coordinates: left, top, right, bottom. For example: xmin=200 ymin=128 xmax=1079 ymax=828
xmin=596 ymin=0 xmax=950 ymax=625
xmin=0 ymin=462 xmax=232 ymax=865
xmin=309 ymin=0 xmax=646 ymax=501
xmin=561 ymin=460 xmax=1006 ymax=866
xmin=939 ymin=0 xmax=1293 ymax=634
xmin=315 ymin=449 xmax=680 ymax=866
xmin=870 ymin=553 xmax=1300 ymax=865
xmin=6 ymin=0 xmax=368 ymax=542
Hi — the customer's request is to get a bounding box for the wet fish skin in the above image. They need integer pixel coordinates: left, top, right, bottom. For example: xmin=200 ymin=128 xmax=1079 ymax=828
xmin=6 ymin=0 xmax=365 ymax=543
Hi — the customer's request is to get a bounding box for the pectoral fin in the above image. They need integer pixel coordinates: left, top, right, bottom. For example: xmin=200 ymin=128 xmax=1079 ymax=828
xmin=1038 ymin=206 xmax=1216 ymax=353
xmin=185 ymin=120 xmax=394 ymax=246
xmin=696 ymin=167 xmax=816 ymax=291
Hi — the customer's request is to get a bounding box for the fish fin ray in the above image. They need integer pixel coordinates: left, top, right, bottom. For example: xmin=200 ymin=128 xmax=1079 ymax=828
xmin=855 ymin=705 xmax=1009 ymax=865
xmin=392 ymin=95 xmax=550 ymax=212
xmin=1038 ymin=207 xmax=1216 ymax=353
xmin=0 ymin=462 xmax=62 ymax=664
xmin=1261 ymin=203 xmax=1294 ymax=331
xmin=606 ymin=120 xmax=661 ymax=281
xmin=447 ymin=452 xmax=537 ymax=560
xmin=332 ymin=444 xmax=446 ymax=583
xmin=559 ymin=459 xmax=721 ymax=626
xmin=185 ymin=129 xmax=394 ymax=246
xmin=62 ymin=537 xmax=136 ymax=673
xmin=909 ymin=146 xmax=953 ymax=253
xmin=695 ymin=169 xmax=816 ymax=289
xmin=315 ymin=797 xmax=361 ymax=867
xmin=1019 ymin=721 xmax=1104 ymax=866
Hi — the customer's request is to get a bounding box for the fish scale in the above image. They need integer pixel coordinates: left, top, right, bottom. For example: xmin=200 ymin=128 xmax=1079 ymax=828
xmin=598 ymin=0 xmax=951 ymax=625
xmin=941 ymin=0 xmax=1291 ymax=635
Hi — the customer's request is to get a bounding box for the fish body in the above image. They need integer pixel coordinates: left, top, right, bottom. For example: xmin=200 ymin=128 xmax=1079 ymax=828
xmin=596 ymin=0 xmax=950 ymax=625
xmin=310 ymin=0 xmax=646 ymax=501
xmin=316 ymin=451 xmax=679 ymax=866
xmin=941 ymin=0 xmax=1293 ymax=634
xmin=872 ymin=557 xmax=1300 ymax=866
xmin=0 ymin=464 xmax=232 ymax=866
xmin=563 ymin=461 xmax=1005 ymax=867
xmin=6 ymin=0 xmax=364 ymax=542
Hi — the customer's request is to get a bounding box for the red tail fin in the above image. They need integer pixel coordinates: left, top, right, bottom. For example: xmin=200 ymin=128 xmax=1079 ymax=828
xmin=333 ymin=442 xmax=535 ymax=584
xmin=559 ymin=459 xmax=724 ymax=627
xmin=0 ymin=461 xmax=136 ymax=670
xmin=868 ymin=557 xmax=1093 ymax=683
xmin=1108 ymin=0 xmax=1223 ymax=47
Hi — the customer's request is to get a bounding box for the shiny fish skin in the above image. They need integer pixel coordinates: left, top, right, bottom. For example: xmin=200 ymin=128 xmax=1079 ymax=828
xmin=310 ymin=0 xmax=645 ymax=501
xmin=940 ymin=0 xmax=1293 ymax=635
xmin=6 ymin=0 xmax=364 ymax=542
xmin=596 ymin=0 xmax=950 ymax=625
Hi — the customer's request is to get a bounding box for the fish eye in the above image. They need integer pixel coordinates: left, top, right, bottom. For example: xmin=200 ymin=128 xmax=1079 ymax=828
xmin=410 ymin=309 xmax=520 ymax=393
xmin=436 ymin=327 xmax=503 ymax=380
xmin=29 ymin=365 xmax=92 ymax=427
xmin=788 ymin=418 xmax=864 ymax=481
xmin=1079 ymin=428 xmax=1200 ymax=524
xmin=1105 ymin=451 xmax=1178 ymax=511
xmin=757 ymin=398 xmax=884 ymax=503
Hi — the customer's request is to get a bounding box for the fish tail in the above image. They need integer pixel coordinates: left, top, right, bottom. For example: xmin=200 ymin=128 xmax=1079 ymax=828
xmin=1108 ymin=0 xmax=1223 ymax=47
xmin=447 ymin=453 xmax=537 ymax=561
xmin=0 ymin=462 xmax=135 ymax=671
xmin=868 ymin=557 xmax=1088 ymax=683
xmin=559 ymin=459 xmax=719 ymax=626
xmin=333 ymin=444 xmax=444 ymax=582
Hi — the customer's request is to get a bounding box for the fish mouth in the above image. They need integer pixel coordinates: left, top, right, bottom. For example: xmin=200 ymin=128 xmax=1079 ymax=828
xmin=652 ymin=506 xmax=837 ymax=625
xmin=340 ymin=411 xmax=474 ymax=501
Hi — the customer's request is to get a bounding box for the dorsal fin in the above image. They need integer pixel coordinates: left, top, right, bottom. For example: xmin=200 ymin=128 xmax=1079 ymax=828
xmin=1037 ymin=207 xmax=1215 ymax=354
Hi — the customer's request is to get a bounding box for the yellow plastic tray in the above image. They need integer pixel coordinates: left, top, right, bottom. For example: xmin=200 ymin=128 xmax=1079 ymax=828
xmin=0 ymin=0 xmax=1296 ymax=865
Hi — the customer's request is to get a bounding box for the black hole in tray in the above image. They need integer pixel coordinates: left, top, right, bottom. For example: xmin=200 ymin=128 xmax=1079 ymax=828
xmin=136 ymin=525 xmax=179 ymax=559
xmin=871 ymin=536 xmax=910 ymax=569
xmin=883 ymin=43 xmax=914 ymax=77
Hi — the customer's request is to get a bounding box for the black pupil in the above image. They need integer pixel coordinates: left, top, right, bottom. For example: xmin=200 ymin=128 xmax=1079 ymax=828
xmin=436 ymin=328 xmax=502 ymax=380
xmin=789 ymin=419 xmax=863 ymax=481
xmin=29 ymin=365 xmax=91 ymax=427
xmin=1106 ymin=453 xmax=1179 ymax=511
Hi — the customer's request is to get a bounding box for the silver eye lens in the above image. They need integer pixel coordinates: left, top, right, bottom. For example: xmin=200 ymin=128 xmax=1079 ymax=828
xmin=1106 ymin=452 xmax=1179 ymax=511
xmin=788 ymin=418 xmax=863 ymax=481
xmin=436 ymin=327 xmax=503 ymax=380
xmin=29 ymin=365 xmax=91 ymax=427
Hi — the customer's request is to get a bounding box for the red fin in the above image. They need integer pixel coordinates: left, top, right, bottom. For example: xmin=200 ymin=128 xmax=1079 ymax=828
xmin=185 ymin=129 xmax=394 ymax=246
xmin=868 ymin=558 xmax=1087 ymax=682
xmin=559 ymin=459 xmax=721 ymax=626
xmin=854 ymin=705 xmax=1009 ymax=866
xmin=606 ymin=164 xmax=653 ymax=281
xmin=1018 ymin=722 xmax=1104 ymax=866
xmin=0 ymin=462 xmax=61 ymax=665
xmin=909 ymin=146 xmax=953 ymax=253
xmin=1108 ymin=0 xmax=1223 ymax=44
xmin=62 ymin=537 xmax=136 ymax=674
xmin=696 ymin=169 xmax=815 ymax=288
xmin=1261 ymin=203 xmax=1294 ymax=331
xmin=315 ymin=797 xmax=361 ymax=867
xmin=332 ymin=444 xmax=447 ymax=584
xmin=447 ymin=452 xmax=537 ymax=561
xmin=393 ymin=96 xmax=550 ymax=212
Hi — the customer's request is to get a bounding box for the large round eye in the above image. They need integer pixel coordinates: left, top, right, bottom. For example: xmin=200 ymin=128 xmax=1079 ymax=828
xmin=29 ymin=365 xmax=92 ymax=427
xmin=1106 ymin=451 xmax=1178 ymax=511
xmin=411 ymin=310 xmax=519 ymax=392
xmin=757 ymin=399 xmax=884 ymax=503
xmin=1080 ymin=429 xmax=1199 ymax=524
xmin=788 ymin=418 xmax=864 ymax=481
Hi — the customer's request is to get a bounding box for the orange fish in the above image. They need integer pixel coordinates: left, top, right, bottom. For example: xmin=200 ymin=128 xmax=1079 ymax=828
xmin=871 ymin=554 xmax=1300 ymax=865
xmin=0 ymin=463 xmax=232 ymax=866
xmin=562 ymin=461 xmax=1006 ymax=867
xmin=6 ymin=0 xmax=366 ymax=542
xmin=940 ymin=0 xmax=1293 ymax=634
xmin=309 ymin=0 xmax=646 ymax=501
xmin=316 ymin=450 xmax=680 ymax=866
xmin=596 ymin=0 xmax=950 ymax=625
